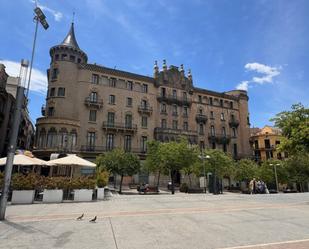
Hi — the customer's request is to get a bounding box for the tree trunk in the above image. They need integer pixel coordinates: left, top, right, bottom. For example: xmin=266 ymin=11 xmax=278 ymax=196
xmin=156 ymin=170 xmax=161 ymax=189
xmin=119 ymin=174 xmax=124 ymax=194
xmin=113 ymin=173 xmax=116 ymax=189
xmin=171 ymin=170 xmax=175 ymax=195
xmin=188 ymin=174 xmax=192 ymax=188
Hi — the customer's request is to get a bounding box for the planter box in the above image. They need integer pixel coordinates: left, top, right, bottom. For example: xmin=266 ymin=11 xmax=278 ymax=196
xmin=97 ymin=188 xmax=105 ymax=200
xmin=11 ymin=190 xmax=35 ymax=204
xmin=43 ymin=189 xmax=63 ymax=203
xmin=74 ymin=189 xmax=93 ymax=202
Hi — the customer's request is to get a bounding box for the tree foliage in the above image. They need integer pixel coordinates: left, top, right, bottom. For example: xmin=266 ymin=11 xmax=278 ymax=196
xmin=96 ymin=149 xmax=140 ymax=193
xmin=202 ymin=149 xmax=234 ymax=179
xmin=285 ymin=153 xmax=309 ymax=191
xmin=233 ymin=159 xmax=259 ymax=182
xmin=271 ymin=103 xmax=309 ymax=154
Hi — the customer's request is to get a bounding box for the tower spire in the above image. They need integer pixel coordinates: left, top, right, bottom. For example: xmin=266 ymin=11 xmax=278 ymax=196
xmin=72 ymin=11 xmax=75 ymax=23
xmin=61 ymin=22 xmax=80 ymax=49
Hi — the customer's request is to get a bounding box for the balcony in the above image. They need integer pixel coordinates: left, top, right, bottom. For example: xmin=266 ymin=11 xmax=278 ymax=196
xmin=208 ymin=133 xmax=231 ymax=144
xmin=138 ymin=105 xmax=153 ymax=115
xmin=229 ymin=119 xmax=239 ymax=128
xmin=80 ymin=145 xmax=147 ymax=154
xmin=157 ymin=94 xmax=192 ymax=106
xmin=195 ymin=114 xmax=208 ymax=124
xmin=84 ymin=97 xmax=103 ymax=109
xmin=154 ymin=127 xmax=198 ymax=144
xmin=102 ymin=121 xmax=137 ymax=133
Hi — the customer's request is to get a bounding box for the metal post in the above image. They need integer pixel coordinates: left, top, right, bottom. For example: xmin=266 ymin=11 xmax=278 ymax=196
xmin=0 ymin=84 xmax=26 ymax=220
xmin=274 ymin=164 xmax=279 ymax=193
xmin=213 ymin=168 xmax=216 ymax=195
xmin=201 ymin=150 xmax=206 ymax=194
xmin=26 ymin=16 xmax=39 ymax=98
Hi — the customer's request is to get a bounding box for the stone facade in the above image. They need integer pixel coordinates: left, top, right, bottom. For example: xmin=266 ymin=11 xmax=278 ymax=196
xmin=250 ymin=125 xmax=288 ymax=162
xmin=34 ymin=23 xmax=251 ymax=162
xmin=0 ymin=64 xmax=34 ymax=157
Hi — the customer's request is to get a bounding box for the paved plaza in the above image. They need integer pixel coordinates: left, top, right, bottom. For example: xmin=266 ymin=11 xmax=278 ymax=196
xmin=0 ymin=192 xmax=309 ymax=249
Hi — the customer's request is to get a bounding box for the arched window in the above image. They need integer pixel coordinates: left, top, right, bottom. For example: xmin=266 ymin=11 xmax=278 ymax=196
xmin=70 ymin=130 xmax=77 ymax=148
xmin=46 ymin=128 xmax=57 ymax=148
xmin=59 ymin=128 xmax=68 ymax=149
xmin=38 ymin=128 xmax=46 ymax=148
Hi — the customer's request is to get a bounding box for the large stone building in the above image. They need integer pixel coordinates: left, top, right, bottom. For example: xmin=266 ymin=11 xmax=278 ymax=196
xmin=34 ymin=23 xmax=251 ymax=164
xmin=0 ymin=64 xmax=34 ymax=158
xmin=250 ymin=125 xmax=288 ymax=162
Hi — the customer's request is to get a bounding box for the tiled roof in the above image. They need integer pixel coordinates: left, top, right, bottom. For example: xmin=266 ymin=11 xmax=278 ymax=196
xmin=80 ymin=63 xmax=154 ymax=83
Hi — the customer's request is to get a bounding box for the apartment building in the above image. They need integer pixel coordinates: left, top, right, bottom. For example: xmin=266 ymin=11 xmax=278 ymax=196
xmin=34 ymin=23 xmax=251 ymax=161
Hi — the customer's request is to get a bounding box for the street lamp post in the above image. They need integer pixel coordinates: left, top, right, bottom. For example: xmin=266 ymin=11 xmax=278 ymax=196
xmin=0 ymin=5 xmax=49 ymax=220
xmin=198 ymin=152 xmax=210 ymax=194
xmin=270 ymin=163 xmax=280 ymax=193
xmin=0 ymin=60 xmax=29 ymax=220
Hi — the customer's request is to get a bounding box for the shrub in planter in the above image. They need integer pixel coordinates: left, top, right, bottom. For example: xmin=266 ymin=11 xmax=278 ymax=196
xmin=96 ymin=171 xmax=109 ymax=188
xmin=96 ymin=171 xmax=109 ymax=200
xmin=70 ymin=177 xmax=96 ymax=202
xmin=70 ymin=177 xmax=96 ymax=190
xmin=11 ymin=173 xmax=40 ymax=204
xmin=42 ymin=177 xmax=69 ymax=203
xmin=179 ymin=183 xmax=189 ymax=193
xmin=11 ymin=173 xmax=39 ymax=190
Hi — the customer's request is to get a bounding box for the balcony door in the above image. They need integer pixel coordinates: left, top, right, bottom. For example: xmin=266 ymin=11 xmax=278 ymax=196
xmin=125 ymin=114 xmax=132 ymax=128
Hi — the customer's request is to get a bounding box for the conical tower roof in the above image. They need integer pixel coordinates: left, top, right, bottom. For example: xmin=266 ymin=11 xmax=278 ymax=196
xmin=61 ymin=22 xmax=80 ymax=49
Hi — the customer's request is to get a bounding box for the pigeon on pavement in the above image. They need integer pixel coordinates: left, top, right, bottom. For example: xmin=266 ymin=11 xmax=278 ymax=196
xmin=89 ymin=216 xmax=97 ymax=223
xmin=76 ymin=213 xmax=84 ymax=220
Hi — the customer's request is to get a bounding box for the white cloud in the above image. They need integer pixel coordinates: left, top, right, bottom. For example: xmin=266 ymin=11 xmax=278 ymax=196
xmin=245 ymin=62 xmax=280 ymax=84
xmin=0 ymin=60 xmax=47 ymax=94
xmin=236 ymin=81 xmax=249 ymax=91
xmin=236 ymin=62 xmax=281 ymax=91
xmin=30 ymin=0 xmax=63 ymax=22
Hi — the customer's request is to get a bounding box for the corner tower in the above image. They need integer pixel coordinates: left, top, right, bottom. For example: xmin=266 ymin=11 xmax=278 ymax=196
xmin=49 ymin=22 xmax=88 ymax=64
xmin=35 ymin=23 xmax=87 ymax=159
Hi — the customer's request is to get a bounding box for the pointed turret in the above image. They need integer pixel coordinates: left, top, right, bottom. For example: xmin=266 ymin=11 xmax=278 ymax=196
xmin=49 ymin=22 xmax=88 ymax=64
xmin=61 ymin=23 xmax=80 ymax=49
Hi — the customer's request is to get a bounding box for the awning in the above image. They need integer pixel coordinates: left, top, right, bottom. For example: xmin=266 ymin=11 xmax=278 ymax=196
xmin=0 ymin=155 xmax=48 ymax=166
xmin=47 ymin=155 xmax=96 ymax=167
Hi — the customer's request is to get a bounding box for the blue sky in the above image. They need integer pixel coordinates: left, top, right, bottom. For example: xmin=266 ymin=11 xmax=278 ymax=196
xmin=0 ymin=0 xmax=308 ymax=128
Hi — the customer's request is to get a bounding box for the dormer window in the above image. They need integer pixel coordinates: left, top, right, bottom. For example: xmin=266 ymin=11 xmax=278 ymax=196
xmin=51 ymin=68 xmax=58 ymax=80
xmin=69 ymin=55 xmax=75 ymax=62
xmin=172 ymin=89 xmax=177 ymax=99
xmin=92 ymin=74 xmax=99 ymax=84
xmin=110 ymin=78 xmax=117 ymax=87
xmin=61 ymin=54 xmax=67 ymax=60
xmin=142 ymin=84 xmax=148 ymax=93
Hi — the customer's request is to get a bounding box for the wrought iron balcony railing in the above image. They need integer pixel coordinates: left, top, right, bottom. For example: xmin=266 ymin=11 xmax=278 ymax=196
xmin=84 ymin=97 xmax=103 ymax=109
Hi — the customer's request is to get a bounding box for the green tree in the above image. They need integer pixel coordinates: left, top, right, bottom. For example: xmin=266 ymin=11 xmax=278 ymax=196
xmin=234 ymin=159 xmax=259 ymax=183
xmin=271 ymin=103 xmax=309 ymax=154
xmin=96 ymin=149 xmax=140 ymax=193
xmin=202 ymin=149 xmax=234 ymax=193
xmin=159 ymin=138 xmax=198 ymax=194
xmin=145 ymin=140 xmax=164 ymax=188
xmin=203 ymin=149 xmax=234 ymax=179
xmin=285 ymin=153 xmax=309 ymax=192
xmin=180 ymin=146 xmax=200 ymax=188
xmin=257 ymin=160 xmax=289 ymax=187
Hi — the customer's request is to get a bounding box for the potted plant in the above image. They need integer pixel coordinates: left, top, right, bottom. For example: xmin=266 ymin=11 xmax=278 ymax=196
xmin=42 ymin=177 xmax=66 ymax=203
xmin=71 ymin=177 xmax=96 ymax=202
xmin=11 ymin=173 xmax=39 ymax=204
xmin=96 ymin=170 xmax=109 ymax=200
